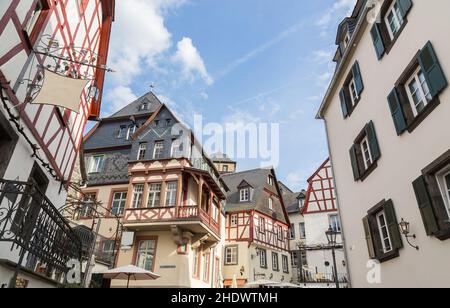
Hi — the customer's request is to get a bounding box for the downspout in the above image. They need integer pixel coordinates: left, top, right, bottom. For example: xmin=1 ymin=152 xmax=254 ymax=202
xmin=321 ymin=117 xmax=353 ymax=288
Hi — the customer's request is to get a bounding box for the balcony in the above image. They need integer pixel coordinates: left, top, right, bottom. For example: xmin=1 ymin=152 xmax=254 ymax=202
xmin=123 ymin=205 xmax=220 ymax=240
xmin=0 ymin=179 xmax=84 ymax=284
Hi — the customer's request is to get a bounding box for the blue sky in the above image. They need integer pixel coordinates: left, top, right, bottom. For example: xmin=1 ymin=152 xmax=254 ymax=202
xmin=95 ymin=0 xmax=357 ymax=191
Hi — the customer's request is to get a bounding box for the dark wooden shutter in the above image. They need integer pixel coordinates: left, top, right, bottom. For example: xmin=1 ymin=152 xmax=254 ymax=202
xmin=384 ymin=200 xmax=403 ymax=250
xmin=398 ymin=0 xmax=413 ymax=18
xmin=370 ymin=24 xmax=385 ymax=60
xmin=365 ymin=121 xmax=381 ymax=161
xmin=413 ymin=176 xmax=439 ymax=236
xmin=349 ymin=145 xmax=361 ymax=181
xmin=418 ymin=41 xmax=448 ymax=98
xmin=363 ymin=216 xmax=376 ymax=259
xmin=387 ymin=88 xmax=407 ymax=135
xmin=340 ymin=88 xmax=349 ymax=118
xmin=352 ymin=61 xmax=364 ymax=96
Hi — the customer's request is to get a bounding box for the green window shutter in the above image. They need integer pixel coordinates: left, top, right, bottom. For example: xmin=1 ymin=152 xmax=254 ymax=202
xmin=398 ymin=0 xmax=413 ymax=18
xmin=363 ymin=216 xmax=376 ymax=259
xmin=352 ymin=61 xmax=364 ymax=96
xmin=387 ymin=88 xmax=407 ymax=135
xmin=349 ymin=145 xmax=361 ymax=181
xmin=413 ymin=176 xmax=439 ymax=236
xmin=418 ymin=41 xmax=448 ymax=98
xmin=340 ymin=88 xmax=349 ymax=118
xmin=384 ymin=200 xmax=403 ymax=250
xmin=370 ymin=24 xmax=385 ymax=60
xmin=365 ymin=121 xmax=381 ymax=161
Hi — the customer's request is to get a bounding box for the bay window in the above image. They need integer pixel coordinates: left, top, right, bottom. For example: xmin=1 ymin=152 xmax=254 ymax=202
xmin=147 ymin=184 xmax=162 ymax=208
xmin=165 ymin=182 xmax=177 ymax=207
xmin=132 ymin=184 xmax=144 ymax=208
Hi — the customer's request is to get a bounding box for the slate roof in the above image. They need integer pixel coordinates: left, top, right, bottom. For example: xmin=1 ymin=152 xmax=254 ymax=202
xmin=222 ymin=168 xmax=288 ymax=224
xmin=283 ymin=190 xmax=306 ymax=214
xmin=108 ymin=92 xmax=163 ymax=119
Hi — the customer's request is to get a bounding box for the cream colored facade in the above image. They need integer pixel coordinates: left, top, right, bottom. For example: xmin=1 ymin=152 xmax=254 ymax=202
xmin=318 ymin=0 xmax=450 ymax=287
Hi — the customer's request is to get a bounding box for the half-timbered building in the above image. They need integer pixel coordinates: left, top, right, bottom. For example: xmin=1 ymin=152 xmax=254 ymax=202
xmin=75 ymin=92 xmax=229 ymax=288
xmin=0 ymin=0 xmax=114 ymax=288
xmin=220 ymin=168 xmax=292 ymax=287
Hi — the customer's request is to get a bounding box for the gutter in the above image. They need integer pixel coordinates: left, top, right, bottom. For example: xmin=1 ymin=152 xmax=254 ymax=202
xmin=316 ymin=1 xmax=371 ymax=119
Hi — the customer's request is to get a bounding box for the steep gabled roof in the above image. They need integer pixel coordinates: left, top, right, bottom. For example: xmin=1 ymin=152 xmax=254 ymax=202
xmin=237 ymin=180 xmax=253 ymax=189
xmin=108 ymin=92 xmax=163 ymax=119
xmin=222 ymin=168 xmax=289 ymax=224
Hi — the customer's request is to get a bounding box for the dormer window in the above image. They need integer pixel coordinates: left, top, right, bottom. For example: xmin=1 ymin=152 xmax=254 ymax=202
xmin=268 ymin=197 xmax=273 ymax=211
xmin=140 ymin=100 xmax=149 ymax=111
xmin=267 ymin=175 xmax=274 ymax=186
xmin=343 ymin=31 xmax=351 ymax=49
xmin=126 ymin=125 xmax=137 ymax=140
xmin=240 ymin=188 xmax=250 ymax=202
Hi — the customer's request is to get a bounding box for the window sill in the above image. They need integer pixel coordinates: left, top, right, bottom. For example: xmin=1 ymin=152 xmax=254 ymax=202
xmin=406 ymin=97 xmax=441 ymax=134
xmin=376 ymin=249 xmax=400 ymax=264
xmin=434 ymin=229 xmax=450 ymax=241
xmin=359 ymin=161 xmax=378 ymax=182
xmin=385 ymin=20 xmax=408 ymax=56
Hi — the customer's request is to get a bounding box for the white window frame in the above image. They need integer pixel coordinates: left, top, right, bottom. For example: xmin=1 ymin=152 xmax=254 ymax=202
xmin=136 ymin=240 xmax=156 ymax=271
xmin=360 ymin=136 xmax=373 ymax=170
xmin=132 ymin=184 xmax=144 ymax=208
xmin=240 ymin=188 xmax=250 ymax=202
xmin=223 ymin=165 xmax=229 ymax=172
xmin=117 ymin=126 xmax=127 ymax=138
xmin=267 ymin=175 xmax=274 ymax=186
xmin=436 ymin=166 xmax=450 ymax=218
xmin=268 ymin=197 xmax=273 ymax=211
xmin=343 ymin=31 xmax=351 ymax=49
xmin=137 ymin=143 xmax=147 ymax=160
xmin=384 ymin=1 xmax=404 ymax=40
xmin=147 ymin=183 xmax=162 ymax=208
xmin=289 ymin=223 xmax=295 ymax=239
xmin=230 ymin=214 xmax=238 ymax=227
xmin=405 ymin=67 xmax=433 ymax=117
xmin=212 ymin=203 xmax=219 ymax=222
xmin=88 ymin=155 xmax=104 ymax=174
xmin=272 ymin=252 xmax=279 ymax=271
xmin=111 ymin=192 xmax=127 ymax=216
xmin=277 ymin=225 xmax=283 ymax=240
xmin=282 ymin=255 xmax=289 ymax=273
xmin=258 ymin=249 xmax=267 ymax=268
xmin=165 ymin=182 xmax=178 ymax=207
xmin=376 ymin=211 xmax=393 ymax=253
xmin=126 ymin=125 xmax=137 ymax=141
xmin=259 ymin=217 xmax=266 ymax=233
xmin=349 ymin=78 xmax=359 ymax=106
xmin=299 ymin=222 xmax=306 ymax=239
xmin=329 ymin=214 xmax=341 ymax=232
xmin=225 ymin=246 xmax=238 ymax=265
xmin=80 ymin=193 xmax=96 ymax=218
xmin=153 ymin=141 xmax=164 ymax=159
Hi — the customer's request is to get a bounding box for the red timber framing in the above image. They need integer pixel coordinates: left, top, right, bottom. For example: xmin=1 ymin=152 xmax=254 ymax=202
xmin=0 ymin=0 xmax=114 ymax=183
xmin=225 ymin=210 xmax=290 ymax=252
xmin=302 ymin=158 xmax=337 ymax=215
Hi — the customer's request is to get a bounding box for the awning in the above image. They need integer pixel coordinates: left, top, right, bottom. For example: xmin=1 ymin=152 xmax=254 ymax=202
xmin=223 ymin=279 xmax=247 ymax=287
xmin=33 ymin=69 xmax=89 ymax=113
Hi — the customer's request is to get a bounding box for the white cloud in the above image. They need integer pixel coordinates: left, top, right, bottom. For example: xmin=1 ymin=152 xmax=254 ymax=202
xmin=313 ymin=49 xmax=334 ymax=64
xmin=317 ymin=0 xmax=357 ymax=34
xmin=173 ymin=37 xmax=214 ymax=85
xmin=108 ymin=0 xmax=184 ymax=86
xmin=199 ymin=92 xmax=209 ymax=100
xmin=105 ymin=86 xmax=138 ymax=114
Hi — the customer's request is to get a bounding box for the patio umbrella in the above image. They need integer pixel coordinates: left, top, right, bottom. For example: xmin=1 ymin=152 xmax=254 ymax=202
xmin=102 ymin=265 xmax=161 ymax=288
xmin=246 ymin=279 xmax=279 ymax=287
xmin=231 ymin=275 xmax=238 ymax=289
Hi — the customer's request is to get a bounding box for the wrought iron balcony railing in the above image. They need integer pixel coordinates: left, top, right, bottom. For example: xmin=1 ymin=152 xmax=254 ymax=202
xmin=0 ymin=179 xmax=83 ymax=279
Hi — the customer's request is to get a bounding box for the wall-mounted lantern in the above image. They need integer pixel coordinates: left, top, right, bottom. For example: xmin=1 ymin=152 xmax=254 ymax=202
xmin=399 ymin=218 xmax=419 ymax=250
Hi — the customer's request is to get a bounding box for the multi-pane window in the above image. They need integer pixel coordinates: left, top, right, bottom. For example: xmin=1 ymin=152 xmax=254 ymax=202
xmin=147 ymin=184 xmax=162 ymax=208
xmin=225 ymin=246 xmax=238 ymax=265
xmin=117 ymin=126 xmax=127 ymax=138
xmin=153 ymin=141 xmax=164 ymax=159
xmin=282 ymin=255 xmax=289 ymax=273
xmin=193 ymin=249 xmax=200 ymax=278
xmin=202 ymin=252 xmax=210 ymax=282
xmin=165 ymin=182 xmax=177 ymax=207
xmin=385 ymin=2 xmax=404 ymax=39
xmin=88 ymin=155 xmax=104 ymax=174
xmin=376 ymin=211 xmax=393 ymax=253
xmin=212 ymin=204 xmax=219 ymax=222
xmin=299 ymin=222 xmax=306 ymax=239
xmin=259 ymin=217 xmax=266 ymax=233
xmin=349 ymin=79 xmax=358 ymax=106
xmin=230 ymin=214 xmax=238 ymax=227
xmin=136 ymin=240 xmax=156 ymax=271
xmin=268 ymin=197 xmax=273 ymax=211
xmin=360 ymin=136 xmax=373 ymax=170
xmin=80 ymin=193 xmax=96 ymax=218
xmin=289 ymin=224 xmax=295 ymax=239
xmin=240 ymin=188 xmax=250 ymax=202
xmin=100 ymin=240 xmax=115 ymax=263
xmin=141 ymin=101 xmax=149 ymax=111
xmin=111 ymin=192 xmax=127 ymax=216
xmin=272 ymin=252 xmax=279 ymax=271
xmin=137 ymin=143 xmax=147 ymax=160
xmin=126 ymin=125 xmax=137 ymax=140
xmin=406 ymin=68 xmax=432 ymax=117
xmin=223 ymin=165 xmax=229 ymax=172
xmin=435 ymin=168 xmax=450 ymax=217
xmin=132 ymin=184 xmax=144 ymax=208
xmin=171 ymin=140 xmax=183 ymax=158
xmin=329 ymin=214 xmax=341 ymax=232
xmin=258 ymin=249 xmax=267 ymax=268
xmin=343 ymin=31 xmax=351 ymax=49
xmin=291 ymin=252 xmax=298 ymax=267
xmin=267 ymin=175 xmax=274 ymax=186
xmin=277 ymin=226 xmax=283 ymax=240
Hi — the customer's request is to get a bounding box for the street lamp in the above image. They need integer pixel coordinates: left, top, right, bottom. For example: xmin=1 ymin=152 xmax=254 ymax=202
xmin=325 ymin=227 xmax=340 ymax=289
xmin=399 ymin=218 xmax=419 ymax=250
